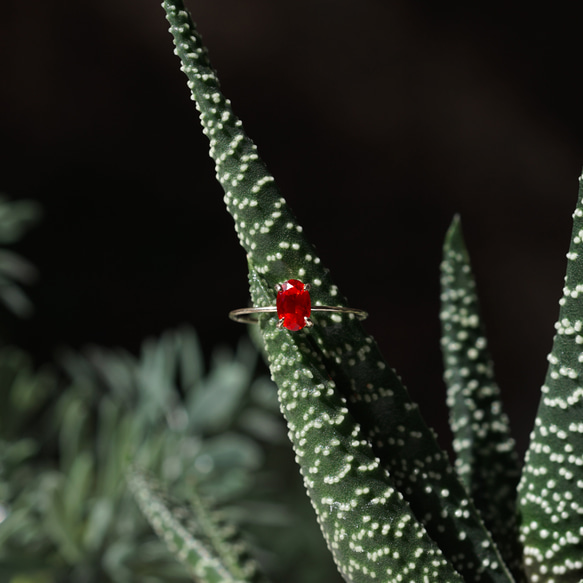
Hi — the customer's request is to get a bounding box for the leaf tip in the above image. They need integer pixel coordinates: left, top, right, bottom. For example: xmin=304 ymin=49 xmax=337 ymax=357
xmin=444 ymin=213 xmax=464 ymax=251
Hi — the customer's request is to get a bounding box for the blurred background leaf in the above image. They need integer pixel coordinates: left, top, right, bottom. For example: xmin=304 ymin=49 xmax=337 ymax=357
xmin=0 ymin=196 xmax=40 ymax=319
xmin=0 ymin=197 xmax=42 ymax=245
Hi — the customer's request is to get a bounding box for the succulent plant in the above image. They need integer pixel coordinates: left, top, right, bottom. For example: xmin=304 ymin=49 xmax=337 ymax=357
xmin=153 ymin=0 xmax=583 ymax=581
xmin=3 ymin=3 xmax=583 ymax=582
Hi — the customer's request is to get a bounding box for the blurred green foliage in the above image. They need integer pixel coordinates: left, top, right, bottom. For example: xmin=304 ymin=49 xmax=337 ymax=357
xmin=0 ymin=195 xmax=41 ymax=318
xmin=0 ymin=332 xmax=247 ymax=581
xmin=0 ymin=326 xmax=342 ymax=583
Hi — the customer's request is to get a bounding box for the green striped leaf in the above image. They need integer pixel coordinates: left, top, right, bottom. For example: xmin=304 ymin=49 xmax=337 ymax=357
xmin=518 ymin=177 xmax=583 ymax=582
xmin=162 ymin=2 xmax=514 ymax=581
xmin=440 ymin=216 xmax=525 ymax=581
xmin=128 ymin=469 xmax=269 ymax=583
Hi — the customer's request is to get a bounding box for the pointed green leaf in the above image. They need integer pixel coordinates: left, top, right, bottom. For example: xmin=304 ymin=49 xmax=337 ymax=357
xmin=249 ymin=272 xmax=465 ymax=582
xmin=41 ymin=473 xmax=85 ymax=564
xmin=518 ymin=177 xmax=583 ymax=582
xmin=187 ymin=346 xmax=255 ymax=434
xmin=162 ymin=2 xmax=514 ymax=581
xmin=440 ymin=216 xmax=525 ymax=580
xmin=0 ymin=195 xmax=42 ymax=244
xmin=0 ymin=347 xmax=56 ymax=441
xmin=175 ymin=325 xmax=205 ymax=391
xmin=128 ymin=469 xmax=269 ymax=583
xmin=83 ymin=498 xmax=115 ymax=553
xmin=62 ymin=451 xmax=94 ymax=529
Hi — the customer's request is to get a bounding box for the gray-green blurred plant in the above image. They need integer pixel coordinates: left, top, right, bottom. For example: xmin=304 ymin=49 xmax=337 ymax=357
xmin=1 ymin=328 xmax=338 ymax=583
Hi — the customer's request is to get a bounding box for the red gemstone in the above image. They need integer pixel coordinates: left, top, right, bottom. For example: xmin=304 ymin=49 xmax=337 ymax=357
xmin=276 ymin=279 xmax=311 ymax=331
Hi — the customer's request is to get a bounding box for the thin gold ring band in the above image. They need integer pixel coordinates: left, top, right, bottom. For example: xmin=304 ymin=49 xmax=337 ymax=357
xmin=229 ymin=306 xmax=368 ymax=325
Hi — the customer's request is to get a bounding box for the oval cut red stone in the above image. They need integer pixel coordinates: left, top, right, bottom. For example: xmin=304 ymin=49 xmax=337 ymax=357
xmin=276 ymin=279 xmax=311 ymax=331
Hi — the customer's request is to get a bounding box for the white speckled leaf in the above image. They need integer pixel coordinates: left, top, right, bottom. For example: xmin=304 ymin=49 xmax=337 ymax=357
xmin=518 ymin=178 xmax=583 ymax=583
xmin=128 ymin=469 xmax=268 ymax=583
xmin=162 ymin=2 xmax=514 ymax=581
xmin=248 ymin=268 xmax=465 ymax=582
xmin=441 ymin=217 xmax=525 ymax=581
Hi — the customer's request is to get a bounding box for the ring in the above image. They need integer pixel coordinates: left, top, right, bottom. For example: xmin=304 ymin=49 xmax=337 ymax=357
xmin=229 ymin=279 xmax=368 ymax=331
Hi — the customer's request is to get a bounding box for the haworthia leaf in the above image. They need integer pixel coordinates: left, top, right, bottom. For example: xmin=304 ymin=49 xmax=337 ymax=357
xmin=162 ymin=2 xmax=514 ymax=581
xmin=518 ymin=178 xmax=583 ymax=582
xmin=440 ymin=216 xmax=525 ymax=581
xmin=249 ymin=270 xmax=465 ymax=582
xmin=128 ymin=469 xmax=269 ymax=583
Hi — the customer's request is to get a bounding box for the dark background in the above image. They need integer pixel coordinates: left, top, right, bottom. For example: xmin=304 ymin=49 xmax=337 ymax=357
xmin=1 ymin=0 xmax=583 ymax=456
